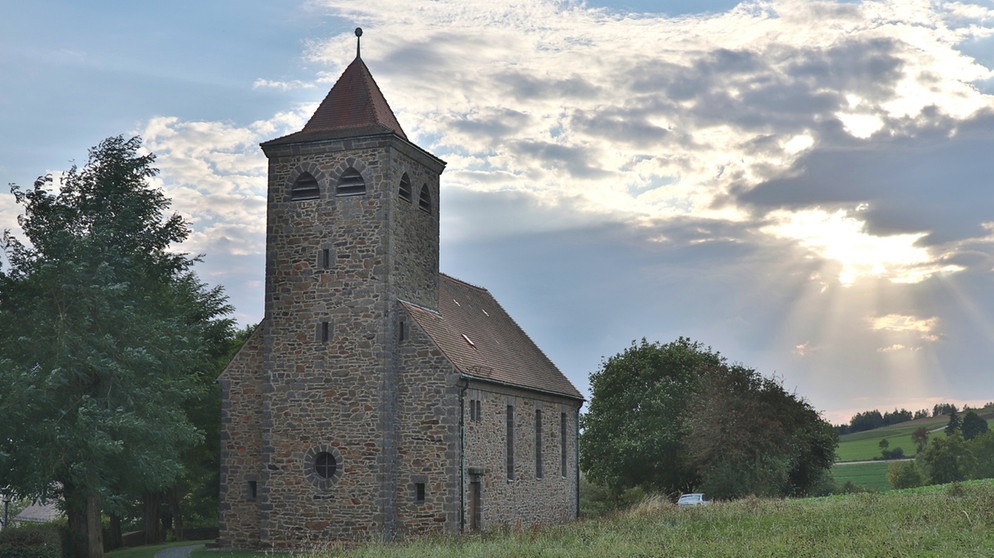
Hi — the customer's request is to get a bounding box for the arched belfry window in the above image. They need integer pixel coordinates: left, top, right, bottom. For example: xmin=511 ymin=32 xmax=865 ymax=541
xmin=399 ymin=173 xmax=412 ymax=202
xmin=291 ymin=172 xmax=320 ymax=200
xmin=419 ymin=184 xmax=432 ymax=213
xmin=337 ymin=167 xmax=366 ymax=196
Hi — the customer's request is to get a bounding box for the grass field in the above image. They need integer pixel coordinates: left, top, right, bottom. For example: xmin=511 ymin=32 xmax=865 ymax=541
xmin=835 ymin=405 xmax=994 ymax=462
xmin=188 ymin=481 xmax=994 ymax=557
xmin=831 ymin=461 xmax=893 ymax=491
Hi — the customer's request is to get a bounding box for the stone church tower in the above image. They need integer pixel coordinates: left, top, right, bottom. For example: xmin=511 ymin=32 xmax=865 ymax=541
xmin=219 ymin=30 xmax=583 ymax=549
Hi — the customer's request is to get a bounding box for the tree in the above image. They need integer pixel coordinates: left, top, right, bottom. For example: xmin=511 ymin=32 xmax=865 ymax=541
xmin=917 ymin=433 xmax=974 ymax=485
xmin=961 ymin=411 xmax=989 ymax=441
xmin=945 ymin=409 xmax=962 ymax=436
xmin=911 ymin=427 xmax=929 ymax=454
xmin=968 ymin=430 xmax=994 ymax=480
xmin=887 ymin=461 xmax=924 ymax=489
xmin=579 ymin=337 xmax=837 ymax=500
xmin=580 ymin=338 xmax=716 ymax=494
xmin=0 ymin=136 xmax=231 ymax=558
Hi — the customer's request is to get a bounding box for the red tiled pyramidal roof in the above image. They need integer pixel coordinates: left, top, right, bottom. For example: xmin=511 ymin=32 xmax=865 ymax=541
xmin=264 ymin=54 xmax=407 ymax=146
xmin=404 ymin=275 xmax=583 ymax=400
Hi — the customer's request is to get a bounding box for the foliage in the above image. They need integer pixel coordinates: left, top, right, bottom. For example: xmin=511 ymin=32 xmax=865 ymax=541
xmin=945 ymin=409 xmax=962 ymax=436
xmin=917 ymin=433 xmax=975 ymax=485
xmin=969 ymin=430 xmax=994 ymax=480
xmin=580 ymin=338 xmax=714 ymax=494
xmin=0 ymin=524 xmax=63 ymax=558
xmin=961 ymin=411 xmax=989 ymax=441
xmin=933 ymin=403 xmax=958 ymax=417
xmin=911 ymin=427 xmax=929 ymax=453
xmin=580 ymin=337 xmax=836 ymax=500
xmin=0 ymin=136 xmax=232 ymax=558
xmin=887 ymin=461 xmax=924 ymax=489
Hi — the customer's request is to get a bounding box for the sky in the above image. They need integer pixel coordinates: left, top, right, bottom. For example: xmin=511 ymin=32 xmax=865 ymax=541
xmin=3 ymin=0 xmax=994 ymax=425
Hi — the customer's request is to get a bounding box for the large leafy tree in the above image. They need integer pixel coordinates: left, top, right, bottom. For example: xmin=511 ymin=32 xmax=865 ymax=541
xmin=0 ymin=136 xmax=231 ymax=558
xmin=580 ymin=337 xmax=836 ymax=499
xmin=580 ymin=338 xmax=720 ymax=494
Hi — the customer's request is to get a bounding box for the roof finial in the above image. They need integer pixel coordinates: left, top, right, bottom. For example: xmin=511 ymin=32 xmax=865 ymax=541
xmin=355 ymin=27 xmax=363 ymax=59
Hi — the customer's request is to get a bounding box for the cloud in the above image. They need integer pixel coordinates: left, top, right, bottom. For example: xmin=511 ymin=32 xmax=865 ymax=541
xmin=116 ymin=0 xmax=994 ymax=417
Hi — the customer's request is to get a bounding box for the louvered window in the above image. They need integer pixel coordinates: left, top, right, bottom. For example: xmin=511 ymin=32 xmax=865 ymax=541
xmin=291 ymin=172 xmax=319 ymax=200
xmin=399 ymin=173 xmax=412 ymax=202
xmin=419 ymin=184 xmax=432 ymax=213
xmin=337 ymin=168 xmax=366 ymax=196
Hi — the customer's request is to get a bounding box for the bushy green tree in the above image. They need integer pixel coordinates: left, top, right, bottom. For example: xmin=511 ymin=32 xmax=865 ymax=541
xmin=961 ymin=411 xmax=989 ymax=441
xmin=917 ymin=433 xmax=974 ymax=485
xmin=0 ymin=136 xmax=231 ymax=558
xmin=580 ymin=337 xmax=837 ymax=500
xmin=887 ymin=461 xmax=924 ymax=489
xmin=968 ymin=430 xmax=994 ymax=480
xmin=912 ymin=427 xmax=929 ymax=454
xmin=580 ymin=338 xmax=716 ymax=494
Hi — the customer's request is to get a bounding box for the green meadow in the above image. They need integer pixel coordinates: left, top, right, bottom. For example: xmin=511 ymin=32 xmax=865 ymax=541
xmin=186 ymin=481 xmax=994 ymax=557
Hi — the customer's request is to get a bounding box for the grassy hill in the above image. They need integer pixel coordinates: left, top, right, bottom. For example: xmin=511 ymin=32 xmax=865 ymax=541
xmin=194 ymin=481 xmax=994 ymax=557
xmin=836 ymin=404 xmax=994 ymax=462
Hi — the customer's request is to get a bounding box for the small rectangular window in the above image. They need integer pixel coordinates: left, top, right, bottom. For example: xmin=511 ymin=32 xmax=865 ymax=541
xmin=320 ymin=321 xmax=331 ymax=343
xmin=535 ymin=409 xmax=543 ymax=479
xmin=320 ymin=248 xmax=331 ymax=269
xmin=399 ymin=320 xmax=406 ymax=341
xmin=248 ymin=480 xmax=257 ymax=501
xmin=469 ymin=398 xmax=482 ymax=422
xmin=506 ymin=405 xmax=515 ymax=480
xmin=415 ymin=482 xmax=426 ymax=503
xmin=561 ymin=412 xmax=568 ymax=477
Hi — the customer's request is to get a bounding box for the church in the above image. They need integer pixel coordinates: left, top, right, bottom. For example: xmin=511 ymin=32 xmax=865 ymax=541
xmin=217 ymin=30 xmax=584 ymax=548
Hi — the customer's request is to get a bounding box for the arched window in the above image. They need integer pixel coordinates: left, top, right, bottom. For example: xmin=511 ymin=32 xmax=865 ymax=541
xmin=399 ymin=173 xmax=412 ymax=202
xmin=291 ymin=172 xmax=320 ymax=200
xmin=337 ymin=167 xmax=366 ymax=196
xmin=419 ymin=184 xmax=432 ymax=213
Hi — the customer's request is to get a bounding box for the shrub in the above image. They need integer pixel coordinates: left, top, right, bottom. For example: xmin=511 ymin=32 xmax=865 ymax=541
xmin=0 ymin=524 xmax=62 ymax=558
xmin=887 ymin=461 xmax=924 ymax=489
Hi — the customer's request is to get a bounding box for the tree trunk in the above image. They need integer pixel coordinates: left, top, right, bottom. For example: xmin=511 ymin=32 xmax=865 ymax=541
xmin=66 ymin=487 xmax=104 ymax=558
xmin=168 ymin=485 xmax=184 ymax=540
xmin=143 ymin=492 xmax=163 ymax=544
xmin=106 ymin=514 xmax=122 ymax=551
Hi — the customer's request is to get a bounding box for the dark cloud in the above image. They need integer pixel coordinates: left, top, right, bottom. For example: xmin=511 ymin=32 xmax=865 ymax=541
xmin=739 ymin=109 xmax=994 ymax=248
xmin=495 ymin=70 xmax=600 ymax=101
xmin=508 ymin=140 xmax=612 ymax=179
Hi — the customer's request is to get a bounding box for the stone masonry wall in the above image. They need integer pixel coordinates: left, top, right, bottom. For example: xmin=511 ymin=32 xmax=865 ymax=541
xmin=218 ymin=326 xmax=265 ymax=549
xmin=393 ymin=305 xmax=462 ymax=538
xmin=256 ymin=135 xmax=444 ymax=547
xmin=462 ymin=383 xmax=582 ymax=530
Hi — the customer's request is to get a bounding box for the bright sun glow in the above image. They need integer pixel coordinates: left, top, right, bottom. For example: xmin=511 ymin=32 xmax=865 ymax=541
xmin=763 ymin=208 xmax=950 ymax=286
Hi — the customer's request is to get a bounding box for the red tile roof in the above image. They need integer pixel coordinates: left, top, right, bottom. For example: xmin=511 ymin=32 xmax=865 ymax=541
xmin=404 ymin=275 xmax=583 ymax=400
xmin=263 ymin=56 xmax=407 ymax=147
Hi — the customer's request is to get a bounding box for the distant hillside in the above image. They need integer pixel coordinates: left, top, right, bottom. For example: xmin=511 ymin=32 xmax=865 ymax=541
xmin=836 ymin=404 xmax=994 ymax=463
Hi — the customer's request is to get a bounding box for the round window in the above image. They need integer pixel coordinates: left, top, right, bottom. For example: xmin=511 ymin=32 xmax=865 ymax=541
xmin=305 ymin=445 xmax=343 ymax=490
xmin=315 ymin=451 xmax=337 ymax=479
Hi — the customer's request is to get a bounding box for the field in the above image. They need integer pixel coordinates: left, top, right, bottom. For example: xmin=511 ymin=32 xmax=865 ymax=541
xmin=189 ymin=481 xmax=994 ymax=557
xmin=831 ymin=461 xmax=893 ymax=491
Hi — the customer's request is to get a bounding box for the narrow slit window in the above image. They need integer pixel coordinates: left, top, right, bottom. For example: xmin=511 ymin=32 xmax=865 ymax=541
xmin=247 ymin=480 xmax=257 ymax=501
xmin=419 ymin=184 xmax=432 ymax=212
xmin=399 ymin=173 xmax=412 ymax=201
xmin=320 ymin=321 xmax=331 ymax=343
xmin=291 ymin=172 xmax=320 ymax=200
xmin=561 ymin=412 xmax=568 ymax=477
xmin=337 ymin=167 xmax=366 ymax=196
xmin=399 ymin=320 xmax=406 ymax=341
xmin=506 ymin=405 xmax=515 ymax=480
xmin=535 ymin=409 xmax=543 ymax=479
xmin=415 ymin=482 xmax=426 ymax=503
xmin=320 ymin=248 xmax=331 ymax=269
